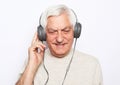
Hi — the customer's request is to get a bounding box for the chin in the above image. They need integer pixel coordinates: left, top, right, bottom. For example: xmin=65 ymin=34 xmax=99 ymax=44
xmin=52 ymin=49 xmax=70 ymax=58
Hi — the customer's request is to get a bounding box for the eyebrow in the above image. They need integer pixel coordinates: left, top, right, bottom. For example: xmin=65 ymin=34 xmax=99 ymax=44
xmin=47 ymin=25 xmax=73 ymax=31
xmin=63 ymin=26 xmax=72 ymax=30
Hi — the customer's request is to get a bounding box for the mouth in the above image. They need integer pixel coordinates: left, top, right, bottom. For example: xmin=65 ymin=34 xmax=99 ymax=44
xmin=53 ymin=43 xmax=67 ymax=48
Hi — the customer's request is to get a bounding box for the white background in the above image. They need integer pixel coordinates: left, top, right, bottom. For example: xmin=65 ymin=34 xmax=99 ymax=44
xmin=0 ymin=0 xmax=119 ymax=85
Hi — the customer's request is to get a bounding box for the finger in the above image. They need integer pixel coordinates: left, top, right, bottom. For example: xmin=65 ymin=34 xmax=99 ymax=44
xmin=32 ymin=42 xmax=46 ymax=51
xmin=37 ymin=41 xmax=46 ymax=48
xmin=33 ymin=40 xmax=46 ymax=48
xmin=31 ymin=32 xmax=38 ymax=45
xmin=37 ymin=42 xmax=46 ymax=51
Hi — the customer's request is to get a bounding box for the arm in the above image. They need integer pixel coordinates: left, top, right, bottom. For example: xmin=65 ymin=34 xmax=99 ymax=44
xmin=16 ymin=32 xmax=46 ymax=85
xmin=15 ymin=62 xmax=37 ymax=85
xmin=93 ymin=61 xmax=103 ymax=85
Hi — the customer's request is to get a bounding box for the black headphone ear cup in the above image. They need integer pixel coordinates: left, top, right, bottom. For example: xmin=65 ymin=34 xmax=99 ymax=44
xmin=74 ymin=22 xmax=82 ymax=38
xmin=37 ymin=25 xmax=46 ymax=41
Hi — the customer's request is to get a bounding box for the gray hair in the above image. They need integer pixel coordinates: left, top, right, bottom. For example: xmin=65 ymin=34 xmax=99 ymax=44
xmin=40 ymin=4 xmax=77 ymax=29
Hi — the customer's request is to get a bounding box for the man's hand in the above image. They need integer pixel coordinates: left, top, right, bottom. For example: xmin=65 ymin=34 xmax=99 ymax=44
xmin=16 ymin=32 xmax=46 ymax=85
xmin=28 ymin=32 xmax=46 ymax=71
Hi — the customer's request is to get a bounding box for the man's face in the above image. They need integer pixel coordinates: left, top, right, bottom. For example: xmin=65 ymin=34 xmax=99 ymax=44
xmin=46 ymin=13 xmax=74 ymax=58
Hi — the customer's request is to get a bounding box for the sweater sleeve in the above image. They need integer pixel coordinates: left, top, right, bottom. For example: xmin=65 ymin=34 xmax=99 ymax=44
xmin=93 ymin=61 xmax=103 ymax=85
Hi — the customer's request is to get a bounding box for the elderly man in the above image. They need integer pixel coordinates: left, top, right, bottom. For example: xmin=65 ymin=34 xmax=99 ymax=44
xmin=16 ymin=4 xmax=103 ymax=85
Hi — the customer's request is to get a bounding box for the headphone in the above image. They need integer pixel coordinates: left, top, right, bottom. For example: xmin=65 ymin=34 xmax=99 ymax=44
xmin=37 ymin=9 xmax=82 ymax=41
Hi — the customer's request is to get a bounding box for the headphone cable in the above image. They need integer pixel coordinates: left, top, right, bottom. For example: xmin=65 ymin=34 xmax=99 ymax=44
xmin=61 ymin=38 xmax=77 ymax=85
xmin=42 ymin=42 xmax=49 ymax=85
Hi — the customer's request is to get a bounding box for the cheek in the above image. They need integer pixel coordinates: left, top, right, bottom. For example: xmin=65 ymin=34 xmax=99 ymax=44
xmin=65 ymin=32 xmax=74 ymax=41
xmin=46 ymin=33 xmax=55 ymax=41
xmin=67 ymin=37 xmax=74 ymax=45
xmin=68 ymin=34 xmax=74 ymax=39
xmin=46 ymin=35 xmax=55 ymax=47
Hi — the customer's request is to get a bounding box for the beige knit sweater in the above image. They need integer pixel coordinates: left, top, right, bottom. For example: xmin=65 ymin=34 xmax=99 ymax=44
xmin=19 ymin=49 xmax=103 ymax=85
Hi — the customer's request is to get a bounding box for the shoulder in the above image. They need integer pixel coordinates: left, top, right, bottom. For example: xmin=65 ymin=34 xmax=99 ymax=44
xmin=74 ymin=50 xmax=100 ymax=65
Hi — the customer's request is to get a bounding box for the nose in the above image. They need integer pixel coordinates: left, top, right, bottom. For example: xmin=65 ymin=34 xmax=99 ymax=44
xmin=56 ymin=31 xmax=64 ymax=43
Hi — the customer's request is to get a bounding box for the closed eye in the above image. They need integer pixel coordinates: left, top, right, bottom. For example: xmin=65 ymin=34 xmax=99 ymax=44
xmin=48 ymin=29 xmax=57 ymax=33
xmin=62 ymin=27 xmax=71 ymax=33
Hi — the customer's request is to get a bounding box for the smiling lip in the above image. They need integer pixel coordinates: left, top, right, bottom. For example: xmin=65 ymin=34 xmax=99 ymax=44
xmin=53 ymin=43 xmax=67 ymax=48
